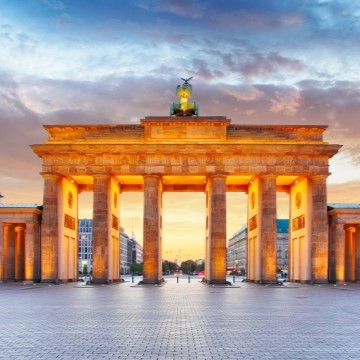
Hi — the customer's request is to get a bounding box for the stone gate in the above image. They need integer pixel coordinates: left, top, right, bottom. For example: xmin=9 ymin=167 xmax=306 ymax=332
xmin=30 ymin=116 xmax=341 ymax=284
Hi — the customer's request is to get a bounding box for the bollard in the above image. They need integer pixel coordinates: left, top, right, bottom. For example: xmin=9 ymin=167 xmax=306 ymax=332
xmin=132 ymin=275 xmax=134 ymax=283
xmin=233 ymin=275 xmax=235 ymax=283
xmin=177 ymin=276 xmax=179 ymax=283
xmin=188 ymin=276 xmax=190 ymax=283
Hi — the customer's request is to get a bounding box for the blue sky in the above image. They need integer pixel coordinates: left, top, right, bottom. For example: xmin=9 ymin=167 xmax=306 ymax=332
xmin=1 ymin=0 xmax=360 ymax=258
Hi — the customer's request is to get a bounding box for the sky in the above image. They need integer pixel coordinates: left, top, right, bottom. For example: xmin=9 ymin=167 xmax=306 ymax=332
xmin=1 ymin=0 xmax=360 ymax=261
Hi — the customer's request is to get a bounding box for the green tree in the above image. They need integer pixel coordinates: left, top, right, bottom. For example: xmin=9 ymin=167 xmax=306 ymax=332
xmin=162 ymin=260 xmax=178 ymax=273
xmin=83 ymin=263 xmax=88 ymax=275
xmin=180 ymin=259 xmax=196 ymax=274
xmin=130 ymin=262 xmax=143 ymax=274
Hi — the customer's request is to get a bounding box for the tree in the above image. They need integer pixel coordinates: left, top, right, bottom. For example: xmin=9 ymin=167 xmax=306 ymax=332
xmin=180 ymin=259 xmax=196 ymax=274
xmin=162 ymin=260 xmax=178 ymax=273
xmin=130 ymin=262 xmax=143 ymax=274
xmin=83 ymin=263 xmax=88 ymax=275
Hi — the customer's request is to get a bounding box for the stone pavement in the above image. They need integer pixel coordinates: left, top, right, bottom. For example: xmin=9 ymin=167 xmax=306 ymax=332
xmin=0 ymin=276 xmax=360 ymax=360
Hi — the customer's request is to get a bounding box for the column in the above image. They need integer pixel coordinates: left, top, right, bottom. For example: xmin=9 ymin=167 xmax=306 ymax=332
xmin=25 ymin=222 xmax=40 ymax=282
xmin=41 ymin=173 xmax=60 ymax=282
xmin=7 ymin=225 xmax=15 ymax=280
xmin=206 ymin=175 xmax=227 ymax=284
xmin=259 ymin=175 xmax=277 ymax=283
xmin=345 ymin=227 xmax=356 ymax=282
xmin=142 ymin=175 xmax=162 ymax=284
xmin=328 ymin=223 xmax=343 ymax=282
xmin=356 ymin=225 xmax=360 ymax=281
xmin=15 ymin=226 xmax=25 ymax=281
xmin=333 ymin=224 xmax=345 ymax=282
xmin=311 ymin=175 xmax=328 ymax=282
xmin=0 ymin=223 xmax=4 ymax=281
xmin=92 ymin=175 xmax=110 ymax=283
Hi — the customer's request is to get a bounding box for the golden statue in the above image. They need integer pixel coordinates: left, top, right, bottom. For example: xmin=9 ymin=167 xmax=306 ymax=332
xmin=170 ymin=77 xmax=199 ymax=116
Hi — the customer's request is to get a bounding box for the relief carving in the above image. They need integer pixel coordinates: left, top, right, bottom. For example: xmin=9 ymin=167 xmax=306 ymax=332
xmin=249 ymin=215 xmax=257 ymax=231
xmin=112 ymin=214 xmax=119 ymax=230
xmin=64 ymin=214 xmax=76 ymax=230
xmin=292 ymin=215 xmax=305 ymax=231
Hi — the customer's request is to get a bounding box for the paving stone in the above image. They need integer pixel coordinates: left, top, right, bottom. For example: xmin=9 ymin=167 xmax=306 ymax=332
xmin=0 ymin=277 xmax=360 ymax=359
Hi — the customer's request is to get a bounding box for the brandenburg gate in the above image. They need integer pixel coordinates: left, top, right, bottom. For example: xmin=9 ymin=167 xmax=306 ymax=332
xmin=30 ymin=79 xmax=341 ymax=284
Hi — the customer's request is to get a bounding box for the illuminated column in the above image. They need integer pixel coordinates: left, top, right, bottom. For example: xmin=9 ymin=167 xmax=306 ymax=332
xmin=328 ymin=222 xmax=342 ymax=282
xmin=356 ymin=225 xmax=360 ymax=281
xmin=108 ymin=178 xmax=120 ymax=283
xmin=206 ymin=175 xmax=227 ymax=284
xmin=333 ymin=224 xmax=345 ymax=282
xmin=15 ymin=226 xmax=25 ymax=281
xmin=311 ymin=175 xmax=329 ymax=282
xmin=41 ymin=173 xmax=60 ymax=282
xmin=344 ymin=227 xmax=356 ymax=282
xmin=7 ymin=225 xmax=15 ymax=280
xmin=143 ymin=175 xmax=163 ymax=284
xmin=25 ymin=222 xmax=41 ymax=282
xmin=92 ymin=175 xmax=110 ymax=283
xmin=259 ymin=175 xmax=277 ymax=283
xmin=0 ymin=223 xmax=5 ymax=281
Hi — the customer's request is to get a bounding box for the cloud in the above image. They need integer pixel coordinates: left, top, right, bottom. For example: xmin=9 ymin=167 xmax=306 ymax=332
xmin=137 ymin=0 xmax=206 ymax=19
xmin=328 ymin=180 xmax=360 ymax=204
xmin=270 ymin=89 xmax=300 ymax=116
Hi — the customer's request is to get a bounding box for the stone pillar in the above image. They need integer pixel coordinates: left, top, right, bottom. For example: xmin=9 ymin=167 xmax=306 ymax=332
xmin=328 ymin=222 xmax=342 ymax=282
xmin=7 ymin=225 xmax=15 ymax=281
xmin=259 ymin=175 xmax=277 ymax=283
xmin=345 ymin=227 xmax=356 ymax=282
xmin=333 ymin=224 xmax=345 ymax=282
xmin=41 ymin=173 xmax=60 ymax=282
xmin=142 ymin=175 xmax=162 ymax=284
xmin=15 ymin=226 xmax=25 ymax=281
xmin=206 ymin=175 xmax=227 ymax=284
xmin=92 ymin=175 xmax=110 ymax=283
xmin=0 ymin=223 xmax=4 ymax=281
xmin=311 ymin=175 xmax=329 ymax=282
xmin=356 ymin=225 xmax=360 ymax=282
xmin=25 ymin=222 xmax=40 ymax=282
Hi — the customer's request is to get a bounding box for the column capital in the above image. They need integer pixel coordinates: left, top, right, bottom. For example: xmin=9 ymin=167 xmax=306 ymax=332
xmin=14 ymin=225 xmax=25 ymax=233
xmin=207 ymin=174 xmax=227 ymax=179
xmin=259 ymin=174 xmax=277 ymax=180
xmin=92 ymin=174 xmax=110 ymax=180
xmin=143 ymin=174 xmax=162 ymax=180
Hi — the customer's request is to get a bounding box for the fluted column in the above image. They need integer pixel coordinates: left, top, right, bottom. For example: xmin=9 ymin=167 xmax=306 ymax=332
xmin=142 ymin=175 xmax=162 ymax=284
xmin=345 ymin=227 xmax=356 ymax=282
xmin=6 ymin=225 xmax=15 ymax=280
xmin=333 ymin=224 xmax=345 ymax=282
xmin=260 ymin=175 xmax=277 ymax=283
xmin=15 ymin=226 xmax=25 ymax=281
xmin=206 ymin=175 xmax=227 ymax=284
xmin=25 ymin=222 xmax=41 ymax=282
xmin=356 ymin=225 xmax=360 ymax=282
xmin=92 ymin=175 xmax=110 ymax=283
xmin=41 ymin=173 xmax=60 ymax=282
xmin=311 ymin=175 xmax=328 ymax=282
xmin=0 ymin=223 xmax=4 ymax=281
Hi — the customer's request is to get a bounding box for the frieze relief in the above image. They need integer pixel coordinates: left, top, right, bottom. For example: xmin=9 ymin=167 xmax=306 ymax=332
xmin=112 ymin=214 xmax=119 ymax=231
xmin=46 ymin=153 xmax=327 ymax=168
xmin=292 ymin=215 xmax=305 ymax=231
xmin=249 ymin=215 xmax=257 ymax=231
xmin=64 ymin=214 xmax=76 ymax=230
xmin=41 ymin=152 xmax=329 ymax=176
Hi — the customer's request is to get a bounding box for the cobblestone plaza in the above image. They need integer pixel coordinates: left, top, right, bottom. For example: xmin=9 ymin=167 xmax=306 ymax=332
xmin=1 ymin=276 xmax=359 ymax=359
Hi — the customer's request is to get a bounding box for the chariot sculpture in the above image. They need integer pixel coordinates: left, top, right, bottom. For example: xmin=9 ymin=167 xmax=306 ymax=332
xmin=170 ymin=77 xmax=199 ymax=116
